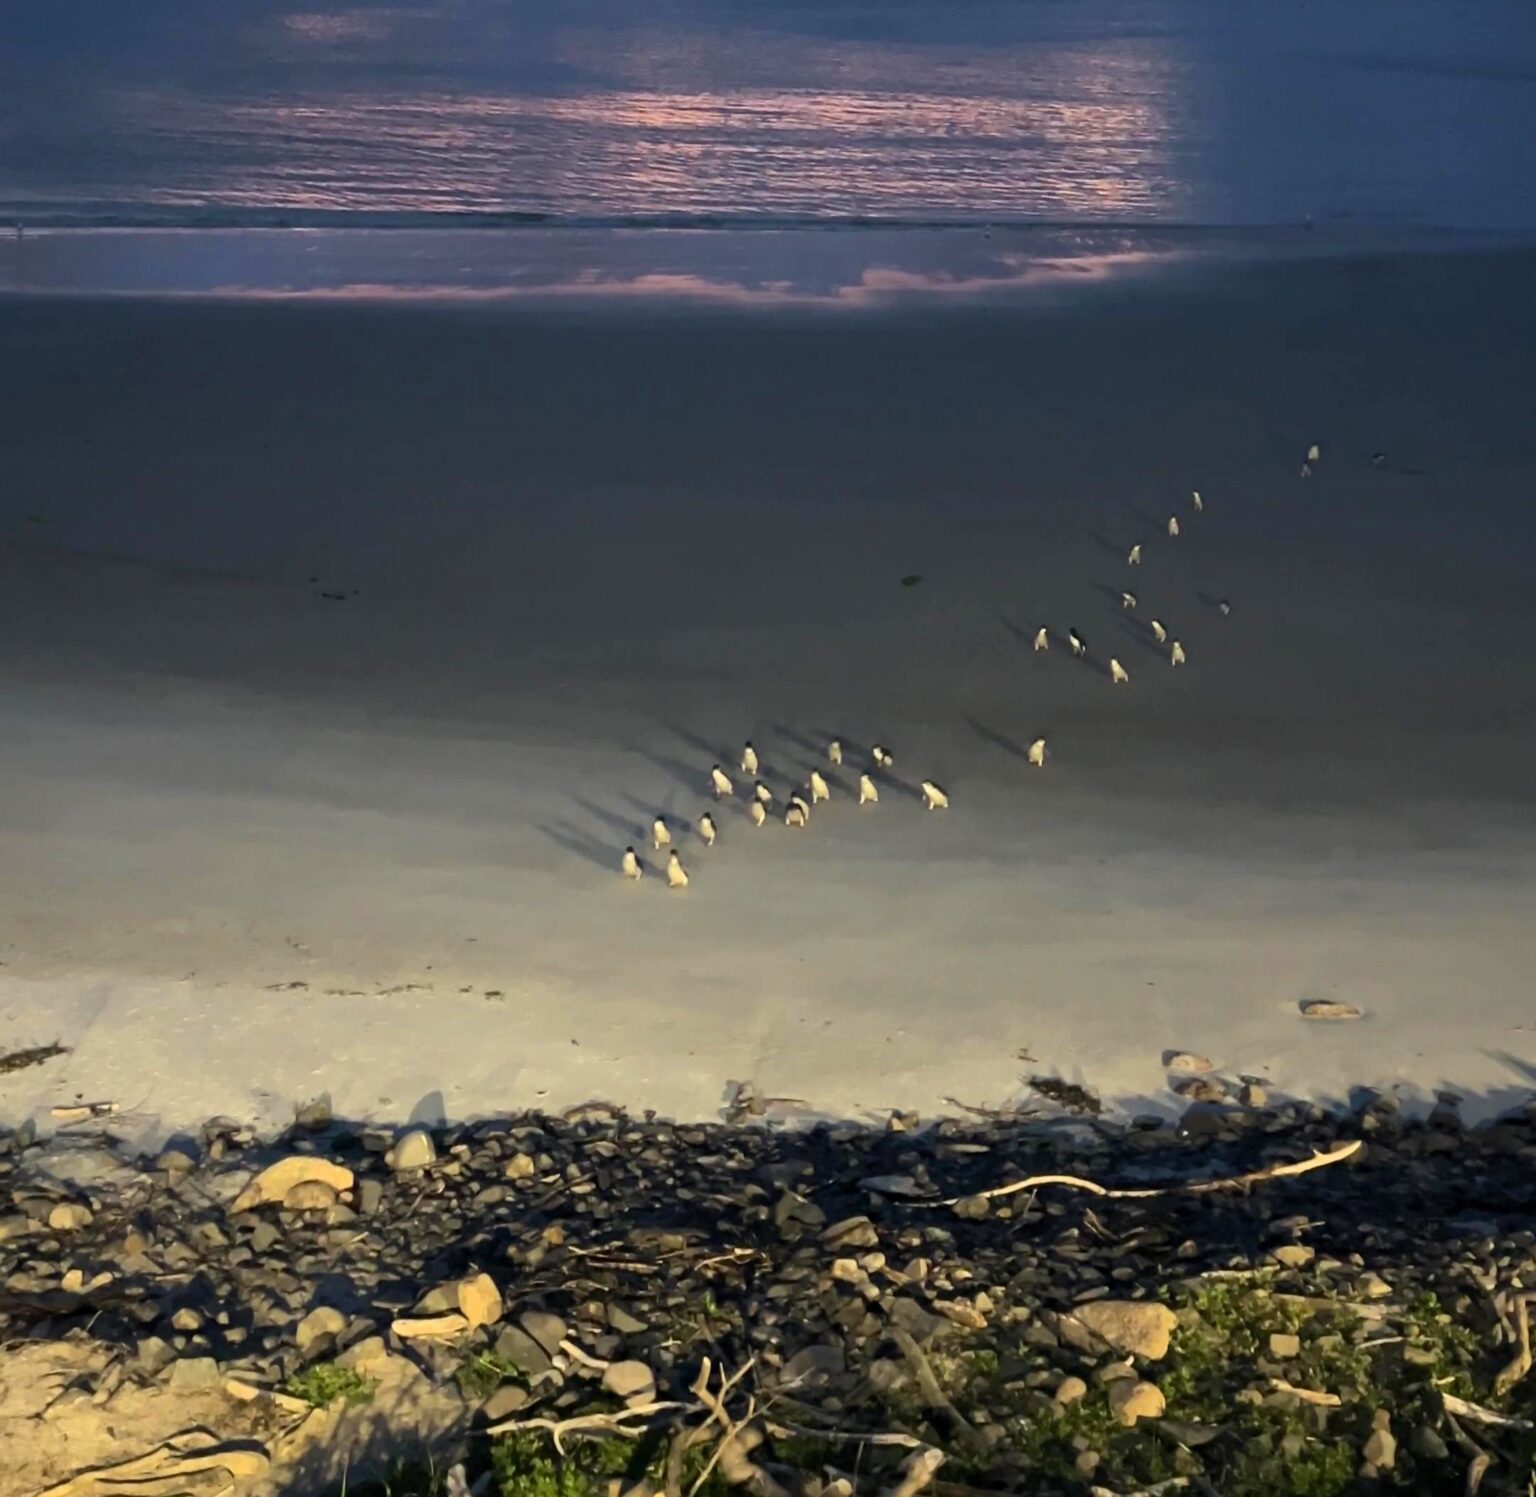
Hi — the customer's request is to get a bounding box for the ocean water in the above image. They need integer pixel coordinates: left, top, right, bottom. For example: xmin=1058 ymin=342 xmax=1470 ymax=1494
xmin=3 ymin=0 xmax=1535 ymax=231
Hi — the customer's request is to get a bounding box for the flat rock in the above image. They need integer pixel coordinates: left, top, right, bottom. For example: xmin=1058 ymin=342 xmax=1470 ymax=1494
xmin=457 ymin=1271 xmax=504 ymax=1329
xmin=494 ymin=1324 xmax=554 ymax=1379
xmin=1163 ymin=1052 xmax=1214 ymax=1074
xmin=1070 ymin=1300 xmax=1177 ymax=1360
xmin=47 ymin=1203 xmax=92 ymax=1232
xmin=1108 ymin=1379 xmax=1166 ymax=1426
xmin=1269 ymin=1244 xmax=1316 ymax=1269
xmin=284 ymin=1180 xmax=339 ymax=1211
xmin=607 ymin=1304 xmax=647 ymax=1336
xmin=296 ymin=1306 xmax=348 ymax=1354
xmin=601 ymin=1359 xmax=657 ymax=1401
xmin=393 ymin=1313 xmax=470 ymax=1340
xmin=505 ymin=1152 xmax=537 ymax=1180
xmin=1269 ymin=1332 xmax=1301 ymax=1359
xmin=1300 ymin=1000 xmax=1363 ymax=1021
xmin=520 ymin=1310 xmax=567 ymax=1357
xmin=1172 ymin=1077 xmax=1228 ymax=1103
xmin=167 ymin=1356 xmax=222 ymax=1391
xmin=780 ymin=1344 xmax=845 ymax=1388
xmin=232 ymin=1156 xmax=354 ymax=1213
xmin=482 ymin=1384 xmax=531 ymax=1422
xmin=387 ymin=1128 xmax=437 ymax=1172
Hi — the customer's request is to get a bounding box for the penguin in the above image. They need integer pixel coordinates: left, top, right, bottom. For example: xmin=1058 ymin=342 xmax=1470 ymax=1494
xmin=1027 ymin=737 xmax=1046 ymax=768
xmin=1217 ymin=598 xmax=1232 ymax=617
xmin=1121 ymin=591 xmax=1137 ymax=611
xmin=789 ymin=791 xmax=812 ymax=823
xmin=652 ymin=817 xmax=671 ymax=850
xmin=1109 ymin=658 xmax=1129 ymax=685
xmin=753 ymin=781 xmax=773 ymax=807
xmin=1128 ymin=544 xmax=1142 ymax=566
xmin=858 ymin=773 xmax=879 ymax=805
xmin=1371 ymin=452 xmax=1387 ymax=469
xmin=1191 ymin=490 xmax=1203 ymax=512
xmin=666 ymin=850 xmax=689 ymax=889
xmin=710 ymin=765 xmax=733 ymax=799
xmin=872 ymin=744 xmax=893 ymax=768
xmin=740 ymin=742 xmax=759 ymax=776
xmin=785 ymin=801 xmax=808 ymax=828
xmin=1167 ymin=515 xmax=1180 ymax=538
xmin=1307 ymin=442 xmax=1321 ymax=463
xmin=828 ymin=740 xmax=843 ymax=766
xmin=699 ymin=812 xmax=717 ymax=846
xmin=749 ymin=800 xmax=767 ymax=827
xmin=1170 ymin=640 xmax=1187 ymax=667
xmin=920 ymin=780 xmax=950 ymax=811
xmin=621 ymin=846 xmax=642 ymax=880
xmin=809 ymin=770 xmax=830 ymax=804
xmin=1068 ymin=629 xmax=1086 ymax=658
xmin=1033 ymin=626 xmax=1049 ymax=652
xmin=1149 ymin=618 xmax=1167 ymax=644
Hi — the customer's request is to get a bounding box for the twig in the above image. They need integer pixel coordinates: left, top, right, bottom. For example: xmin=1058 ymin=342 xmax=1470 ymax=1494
xmin=882 ymin=1447 xmax=944 ymax=1497
xmin=1442 ymin=1394 xmax=1533 ymax=1431
xmin=1267 ymin=1380 xmax=1340 ymax=1407
xmin=889 ymin=1328 xmax=986 ymax=1455
xmin=766 ymin=1421 xmax=923 ymax=1451
xmin=483 ymin=1401 xmax=689 ymax=1449
xmin=921 ymin=1140 xmax=1363 ymax=1208
xmin=558 ymin=1338 xmax=611 ymax=1371
xmin=1443 ymin=1411 xmax=1493 ymax=1496
xmin=1493 ymin=1294 xmax=1534 ymax=1398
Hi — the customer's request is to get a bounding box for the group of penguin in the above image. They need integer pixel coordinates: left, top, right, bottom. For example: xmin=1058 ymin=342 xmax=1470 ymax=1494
xmin=621 ymin=735 xmax=975 ymax=889
xmin=621 ymin=441 xmax=1322 ymax=890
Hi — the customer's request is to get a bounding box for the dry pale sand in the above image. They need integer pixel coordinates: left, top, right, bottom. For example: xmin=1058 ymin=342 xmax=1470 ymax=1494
xmin=2 ymin=241 xmax=1535 ymax=1142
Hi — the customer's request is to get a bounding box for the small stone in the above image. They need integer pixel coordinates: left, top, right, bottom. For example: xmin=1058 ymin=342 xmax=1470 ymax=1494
xmin=1095 ymin=1360 xmax=1137 ymax=1383
xmin=170 ymin=1308 xmax=204 ymax=1333
xmin=224 ymin=1379 xmax=261 ymax=1402
xmin=1073 ymin=1450 xmax=1100 ymax=1477
xmin=482 ymin=1384 xmax=530 ymax=1421
xmin=296 ymin=1306 xmax=348 ymax=1354
xmin=1164 ymin=1052 xmax=1214 ymax=1074
xmin=1172 ymin=1077 xmax=1227 ymax=1103
xmin=232 ymin=1156 xmax=354 ymax=1213
xmin=1054 ymin=1375 xmax=1088 ymax=1405
xmin=295 ymin=1100 xmax=332 ymax=1130
xmin=1108 ymin=1380 xmax=1166 ymax=1426
xmin=607 ymin=1304 xmax=647 ymax=1336
xmin=822 ymin=1216 xmax=879 ymax=1250
xmin=1269 ymin=1332 xmax=1301 ymax=1359
xmin=494 ymin=1325 xmax=554 ymax=1378
xmin=137 ymin=1337 xmax=174 ymax=1375
xmin=1270 ymin=1244 xmax=1315 ymax=1269
xmin=48 ymin=1203 xmax=92 ymax=1232
xmin=393 ymin=1313 xmax=470 ymax=1339
xmin=602 ymin=1360 xmax=656 ymax=1402
xmin=1239 ymin=1083 xmax=1268 ymax=1108
xmin=932 ymin=1300 xmax=987 ymax=1331
xmin=284 ymin=1180 xmax=339 ymax=1211
xmin=1070 ymin=1300 xmax=1178 ymax=1360
xmin=168 ymin=1357 xmax=221 ymax=1391
xmin=387 ymin=1129 xmax=436 ymax=1172
xmin=458 ymin=1272 xmax=504 ymax=1329
xmin=1300 ymin=1000 xmax=1363 ymax=1021
xmin=780 ymin=1344 xmax=845 ymax=1388
xmin=0 ymin=1215 xmax=32 ymax=1242
xmin=505 ymin=1152 xmax=537 ymax=1180
xmin=519 ymin=1310 xmax=567 ymax=1357
xmin=1410 ymin=1426 xmax=1449 ymax=1461
xmin=1363 ymin=1415 xmax=1396 ymax=1470
xmin=156 ymin=1147 xmax=198 ymax=1175
xmin=356 ymin=1178 xmax=384 ymax=1215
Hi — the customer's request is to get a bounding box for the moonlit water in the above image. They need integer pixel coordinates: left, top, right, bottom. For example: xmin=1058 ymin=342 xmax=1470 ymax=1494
xmin=3 ymin=0 xmax=1535 ymax=230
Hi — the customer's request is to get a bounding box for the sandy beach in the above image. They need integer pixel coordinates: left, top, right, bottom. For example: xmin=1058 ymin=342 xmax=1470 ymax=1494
xmin=3 ymin=237 xmax=1535 ymax=1143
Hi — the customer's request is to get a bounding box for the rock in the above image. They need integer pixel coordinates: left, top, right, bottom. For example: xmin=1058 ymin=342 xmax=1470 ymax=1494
xmin=137 ymin=1337 xmax=175 ymax=1375
xmin=859 ymin=1175 xmax=929 ymax=1198
xmin=780 ymin=1344 xmax=846 ymax=1388
xmin=482 ymin=1384 xmax=530 ymax=1421
xmin=48 ymin=1202 xmax=92 ymax=1232
xmin=0 ymin=1215 xmax=32 ymax=1242
xmin=1108 ymin=1379 xmax=1166 ymax=1426
xmin=1070 ymin=1300 xmax=1178 ymax=1360
xmin=284 ymin=1180 xmax=339 ymax=1211
xmin=337 ymin=1337 xmax=391 ymax=1373
xmin=1269 ymin=1332 xmax=1301 ymax=1359
xmin=889 ymin=1299 xmax=947 ymax=1344
xmin=932 ymin=1300 xmax=987 ymax=1331
xmin=494 ymin=1325 xmax=554 ymax=1379
xmin=602 ymin=1360 xmax=657 ymax=1402
xmin=232 ymin=1156 xmax=354 ymax=1213
xmin=505 ymin=1152 xmax=537 ymax=1180
xmin=1270 ymin=1244 xmax=1315 ymax=1269
xmin=356 ymin=1178 xmax=384 ymax=1216
xmin=156 ymin=1146 xmax=198 ymax=1175
xmin=1239 ymin=1083 xmax=1268 ymax=1108
xmin=822 ymin=1216 xmax=879 ymax=1250
xmin=393 ymin=1313 xmax=470 ymax=1339
xmin=1172 ymin=1077 xmax=1227 ymax=1103
xmin=1163 ymin=1052 xmax=1214 ymax=1074
xmin=296 ymin=1306 xmax=348 ymax=1354
xmin=387 ymin=1129 xmax=436 ymax=1172
xmin=457 ymin=1272 xmax=504 ymax=1329
xmin=167 ymin=1357 xmax=222 ymax=1391
xmin=295 ymin=1100 xmax=332 ymax=1129
xmin=1363 ymin=1412 xmax=1396 ymax=1470
xmin=1410 ymin=1426 xmax=1449 ymax=1461
xmin=1300 ymin=1000 xmax=1363 ymax=1021
xmin=607 ymin=1304 xmax=647 ymax=1336
xmin=170 ymin=1308 xmax=204 ymax=1333
xmin=519 ymin=1310 xmax=567 ymax=1357
xmin=1054 ymin=1375 xmax=1088 ymax=1405
xmin=224 ymin=1378 xmax=261 ymax=1402
xmin=1096 ymin=1360 xmax=1137 ymax=1383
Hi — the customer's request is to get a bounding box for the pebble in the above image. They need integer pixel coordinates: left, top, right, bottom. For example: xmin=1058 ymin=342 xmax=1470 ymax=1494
xmin=601 ymin=1360 xmax=657 ymax=1402
xmin=393 ymin=1313 xmax=470 ymax=1339
xmin=505 ymin=1152 xmax=537 ymax=1180
xmin=1164 ymin=1052 xmax=1214 ymax=1074
xmin=1070 ymin=1301 xmax=1178 ymax=1360
xmin=284 ymin=1180 xmax=339 ymax=1211
xmin=167 ymin=1356 xmax=222 ymax=1391
xmin=1269 ymin=1332 xmax=1301 ymax=1359
xmin=457 ymin=1271 xmax=504 ymax=1329
xmin=296 ymin=1306 xmax=348 ymax=1354
xmin=1363 ymin=1411 xmax=1396 ymax=1470
xmin=1108 ymin=1380 xmax=1166 ymax=1426
xmin=48 ymin=1202 xmax=92 ymax=1232
xmin=1054 ymin=1375 xmax=1088 ymax=1405
xmin=387 ymin=1129 xmax=437 ymax=1172
xmin=232 ymin=1157 xmax=354 ymax=1213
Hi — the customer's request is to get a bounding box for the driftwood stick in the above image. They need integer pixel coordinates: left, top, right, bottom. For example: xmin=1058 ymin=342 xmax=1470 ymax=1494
xmin=1442 ymin=1411 xmax=1493 ymax=1497
xmin=1491 ymin=1293 xmax=1533 ymax=1398
xmin=766 ymin=1421 xmax=923 ymax=1451
xmin=1441 ymin=1393 xmax=1533 ymax=1431
xmin=881 ymin=1448 xmax=945 ymax=1497
xmin=484 ymin=1401 xmax=689 ymax=1446
xmin=889 ymin=1329 xmax=986 ymax=1455
xmin=924 ymin=1140 xmax=1363 ymax=1208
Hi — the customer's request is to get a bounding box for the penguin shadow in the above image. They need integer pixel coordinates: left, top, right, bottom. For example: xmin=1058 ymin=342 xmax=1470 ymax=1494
xmin=873 ymin=768 xmax=925 ymax=803
xmin=1073 ymin=647 xmax=1114 ymax=679
xmin=668 ymin=726 xmax=733 ymax=765
xmin=1118 ymin=501 xmax=1164 ymax=534
xmin=1086 ymin=529 xmax=1131 ymax=561
xmin=618 ymin=790 xmax=690 ymax=838
xmin=634 ymin=747 xmax=711 ymax=796
xmin=571 ymin=796 xmax=647 ymax=843
xmin=769 ymin=722 xmax=826 ymax=758
xmin=963 ymin=716 xmax=1037 ymax=764
xmin=532 ymin=819 xmax=619 ymax=873
xmin=1195 ymin=590 xmax=1233 ymax=617
xmin=999 ymin=615 xmax=1045 ymax=651
xmin=1114 ymin=617 xmax=1170 ymax=660
xmin=1091 ymin=582 xmax=1137 ymax=611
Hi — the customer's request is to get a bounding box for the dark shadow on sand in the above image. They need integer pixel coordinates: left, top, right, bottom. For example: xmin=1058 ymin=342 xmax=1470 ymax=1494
xmin=963 ymin=716 xmax=1037 ymax=763
xmin=532 ymin=820 xmax=617 ymax=872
